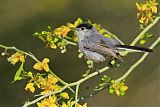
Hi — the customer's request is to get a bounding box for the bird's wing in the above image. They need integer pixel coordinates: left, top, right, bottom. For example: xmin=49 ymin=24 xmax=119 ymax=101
xmin=83 ymin=42 xmax=123 ymax=61
xmin=96 ymin=33 xmax=121 ymax=48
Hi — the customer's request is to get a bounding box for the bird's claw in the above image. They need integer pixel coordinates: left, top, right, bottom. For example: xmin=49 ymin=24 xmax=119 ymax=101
xmin=96 ymin=69 xmax=101 ymax=75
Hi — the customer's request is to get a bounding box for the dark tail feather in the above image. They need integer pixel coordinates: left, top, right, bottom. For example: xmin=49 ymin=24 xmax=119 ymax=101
xmin=116 ymin=45 xmax=153 ymax=52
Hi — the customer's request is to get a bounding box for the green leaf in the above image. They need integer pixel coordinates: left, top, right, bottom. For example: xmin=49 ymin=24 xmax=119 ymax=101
xmin=33 ymin=32 xmax=39 ymax=36
xmin=41 ymin=31 xmax=47 ymax=35
xmin=53 ymin=37 xmax=59 ymax=42
xmin=13 ymin=62 xmax=24 ymax=82
xmin=82 ymin=69 xmax=90 ymax=77
xmin=109 ymin=89 xmax=115 ymax=94
xmin=27 ymin=71 xmax=33 ymax=78
xmin=120 ymin=91 xmax=125 ymax=96
xmin=146 ymin=33 xmax=153 ymax=38
xmin=104 ymin=34 xmax=112 ymax=38
xmin=110 ymin=60 xmax=116 ymax=65
xmin=47 ymin=26 xmax=52 ymax=31
xmin=99 ymin=29 xmax=106 ymax=34
xmin=103 ymin=75 xmax=107 ymax=78
xmin=74 ymin=18 xmax=83 ymax=27
xmin=140 ymin=39 xmax=146 ymax=45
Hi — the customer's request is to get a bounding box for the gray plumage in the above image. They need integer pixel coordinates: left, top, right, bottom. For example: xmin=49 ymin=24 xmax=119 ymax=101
xmin=75 ymin=23 xmax=153 ymax=62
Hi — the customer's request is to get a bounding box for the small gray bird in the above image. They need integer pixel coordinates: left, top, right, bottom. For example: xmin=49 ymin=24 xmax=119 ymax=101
xmin=74 ymin=22 xmax=153 ymax=63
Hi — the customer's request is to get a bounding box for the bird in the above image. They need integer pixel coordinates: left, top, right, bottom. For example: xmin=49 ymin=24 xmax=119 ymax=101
xmin=74 ymin=22 xmax=153 ymax=63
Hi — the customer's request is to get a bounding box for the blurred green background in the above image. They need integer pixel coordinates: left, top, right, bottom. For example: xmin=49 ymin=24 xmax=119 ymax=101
xmin=0 ymin=0 xmax=160 ymax=107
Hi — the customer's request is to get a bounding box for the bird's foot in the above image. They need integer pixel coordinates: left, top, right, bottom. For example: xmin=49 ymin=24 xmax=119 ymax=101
xmin=96 ymin=69 xmax=101 ymax=75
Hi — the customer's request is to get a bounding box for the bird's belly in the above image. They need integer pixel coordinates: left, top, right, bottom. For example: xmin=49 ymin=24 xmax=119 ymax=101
xmin=84 ymin=50 xmax=105 ymax=62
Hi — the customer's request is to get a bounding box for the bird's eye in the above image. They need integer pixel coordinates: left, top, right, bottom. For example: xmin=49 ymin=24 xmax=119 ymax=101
xmin=81 ymin=27 xmax=84 ymax=30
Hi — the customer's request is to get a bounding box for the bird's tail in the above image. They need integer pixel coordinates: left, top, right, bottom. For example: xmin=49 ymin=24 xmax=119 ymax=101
xmin=116 ymin=45 xmax=153 ymax=52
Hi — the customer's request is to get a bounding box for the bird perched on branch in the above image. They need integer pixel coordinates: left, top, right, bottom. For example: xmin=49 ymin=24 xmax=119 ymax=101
xmin=74 ymin=22 xmax=153 ymax=63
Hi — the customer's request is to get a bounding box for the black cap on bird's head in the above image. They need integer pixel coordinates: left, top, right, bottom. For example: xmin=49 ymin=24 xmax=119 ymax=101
xmin=76 ymin=22 xmax=93 ymax=29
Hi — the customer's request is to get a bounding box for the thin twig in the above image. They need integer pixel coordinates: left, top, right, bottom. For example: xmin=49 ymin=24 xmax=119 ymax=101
xmin=23 ymin=85 xmax=68 ymax=107
xmin=75 ymin=84 xmax=80 ymax=107
xmin=0 ymin=44 xmax=75 ymax=94
xmin=63 ymin=39 xmax=77 ymax=46
xmin=120 ymin=16 xmax=160 ymax=56
xmin=130 ymin=16 xmax=160 ymax=46
xmin=104 ymin=29 xmax=125 ymax=45
xmin=22 ymin=66 xmax=109 ymax=107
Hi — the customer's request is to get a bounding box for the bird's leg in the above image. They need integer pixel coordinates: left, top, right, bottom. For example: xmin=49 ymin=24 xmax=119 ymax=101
xmin=96 ymin=68 xmax=101 ymax=75
xmin=94 ymin=62 xmax=103 ymax=75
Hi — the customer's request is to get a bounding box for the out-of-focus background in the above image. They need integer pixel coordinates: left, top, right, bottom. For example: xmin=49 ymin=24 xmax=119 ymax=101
xmin=0 ymin=0 xmax=160 ymax=107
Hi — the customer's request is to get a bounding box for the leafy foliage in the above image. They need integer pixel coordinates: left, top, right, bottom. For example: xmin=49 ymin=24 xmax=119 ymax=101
xmin=136 ymin=0 xmax=159 ymax=28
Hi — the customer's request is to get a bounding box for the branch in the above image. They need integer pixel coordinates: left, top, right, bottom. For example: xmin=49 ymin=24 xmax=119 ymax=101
xmin=21 ymin=32 xmax=160 ymax=107
xmin=130 ymin=16 xmax=160 ymax=46
xmin=115 ymin=36 xmax=160 ymax=83
xmin=23 ymin=85 xmax=68 ymax=107
xmin=75 ymin=16 xmax=160 ymax=100
xmin=104 ymin=29 xmax=125 ymax=45
xmin=0 ymin=44 xmax=75 ymax=93
xmin=63 ymin=39 xmax=77 ymax=46
xmin=75 ymin=84 xmax=80 ymax=107
xmin=120 ymin=16 xmax=160 ymax=56
xmin=22 ymin=66 xmax=110 ymax=107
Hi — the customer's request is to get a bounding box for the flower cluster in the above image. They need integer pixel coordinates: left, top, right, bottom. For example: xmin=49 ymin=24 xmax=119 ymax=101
xmin=33 ymin=58 xmax=50 ymax=72
xmin=37 ymin=95 xmax=87 ymax=107
xmin=24 ymin=72 xmax=88 ymax=107
xmin=25 ymin=73 xmax=60 ymax=93
xmin=109 ymin=80 xmax=128 ymax=96
xmin=95 ymin=75 xmax=112 ymax=91
xmin=136 ymin=0 xmax=159 ymax=27
xmin=33 ymin=18 xmax=83 ymax=53
xmin=37 ymin=95 xmax=57 ymax=107
xmin=33 ymin=18 xmax=114 ymax=55
xmin=7 ymin=52 xmax=25 ymax=65
xmin=93 ymin=24 xmax=112 ymax=38
xmin=95 ymin=75 xmax=128 ymax=96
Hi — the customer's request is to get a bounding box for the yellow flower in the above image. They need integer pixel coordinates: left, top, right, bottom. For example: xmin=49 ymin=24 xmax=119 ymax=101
xmin=47 ymin=74 xmax=58 ymax=84
xmin=74 ymin=18 xmax=83 ymax=27
xmin=61 ymin=27 xmax=70 ymax=37
xmin=120 ymin=86 xmax=128 ymax=92
xmin=73 ymin=36 xmax=78 ymax=42
xmin=67 ymin=23 xmax=75 ymax=28
xmin=151 ymin=5 xmax=157 ymax=13
xmin=141 ymin=4 xmax=147 ymax=11
xmin=110 ymin=81 xmax=128 ymax=96
xmin=37 ymin=96 xmax=57 ymax=107
xmin=25 ymin=83 xmax=35 ymax=93
xmin=82 ymin=103 xmax=87 ymax=107
xmin=54 ymin=26 xmax=70 ymax=37
xmin=136 ymin=0 xmax=158 ymax=26
xmin=136 ymin=3 xmax=141 ymax=10
xmin=41 ymin=90 xmax=52 ymax=95
xmin=61 ymin=102 xmax=68 ymax=107
xmin=40 ymin=75 xmax=60 ymax=94
xmin=33 ymin=58 xmax=50 ymax=72
xmin=77 ymin=103 xmax=87 ymax=107
xmin=7 ymin=52 xmax=25 ymax=65
xmin=115 ymin=90 xmax=120 ymax=96
xmin=46 ymin=33 xmax=52 ymax=41
xmin=60 ymin=92 xmax=69 ymax=99
xmin=50 ymin=43 xmax=57 ymax=49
